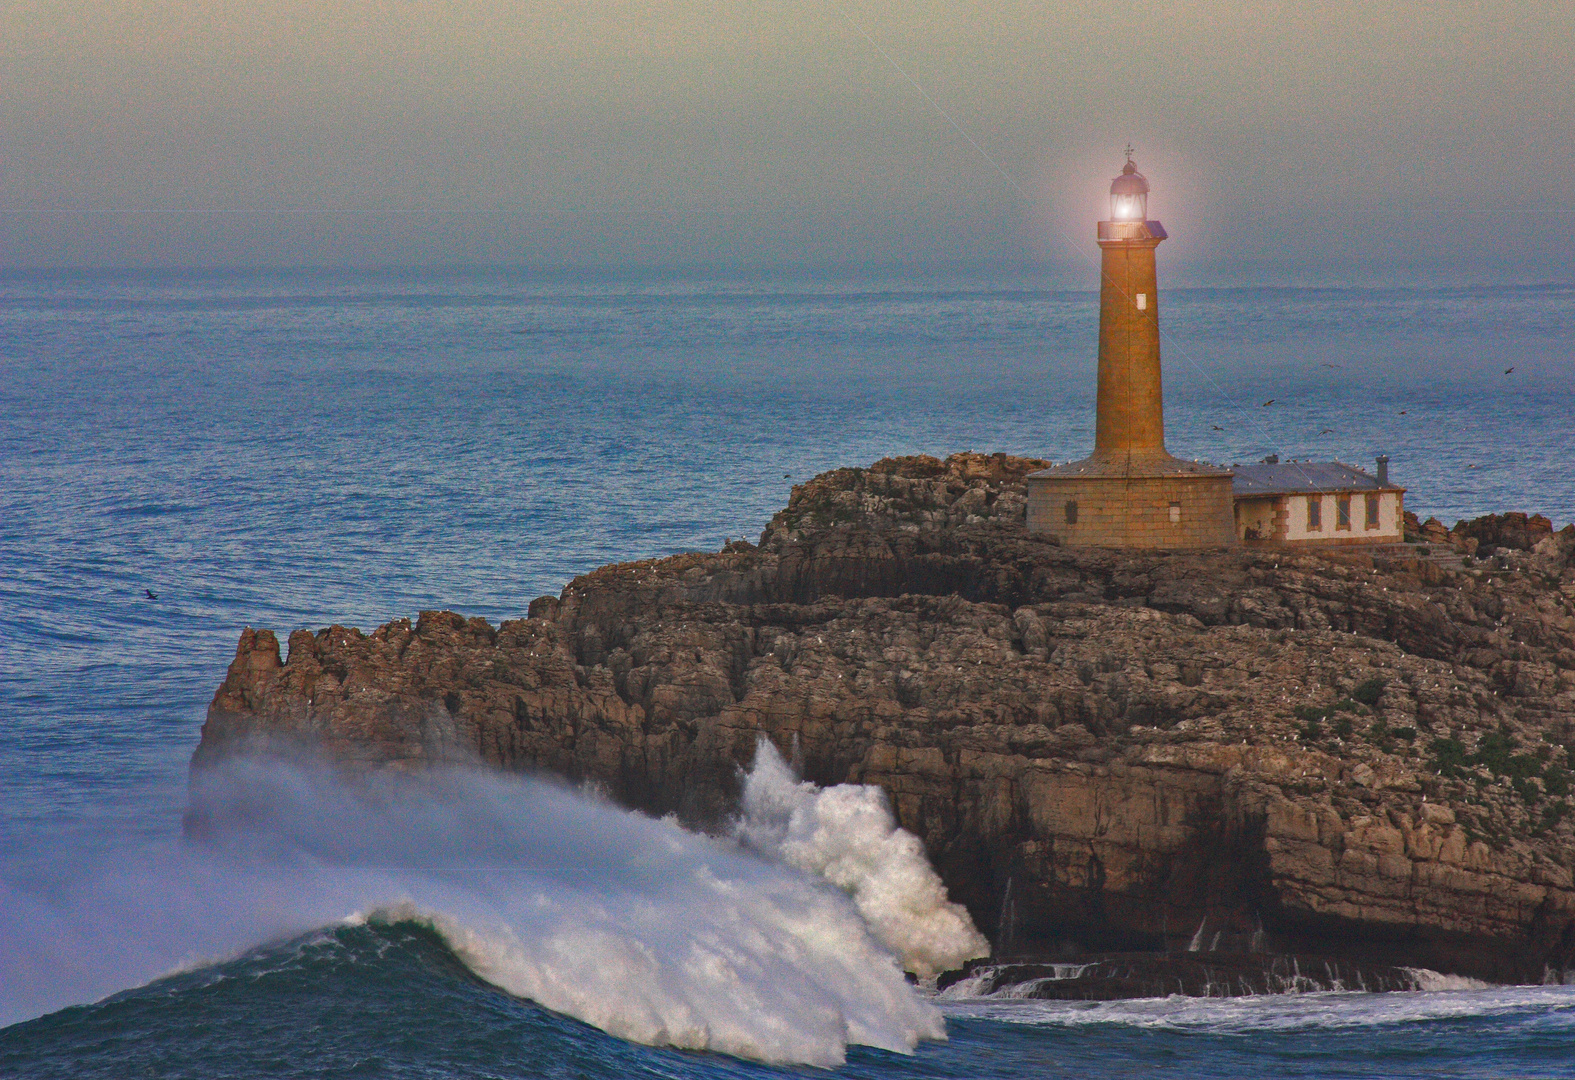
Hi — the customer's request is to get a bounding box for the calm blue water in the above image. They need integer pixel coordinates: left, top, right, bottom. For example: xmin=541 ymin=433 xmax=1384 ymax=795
xmin=2 ymin=270 xmax=1574 ymax=1076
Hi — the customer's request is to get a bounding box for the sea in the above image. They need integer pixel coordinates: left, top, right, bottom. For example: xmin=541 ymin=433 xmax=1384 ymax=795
xmin=2 ymin=268 xmax=1574 ymax=1078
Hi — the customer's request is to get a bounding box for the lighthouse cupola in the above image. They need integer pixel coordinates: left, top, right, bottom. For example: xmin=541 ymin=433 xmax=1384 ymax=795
xmin=1109 ymin=159 xmax=1149 ymax=222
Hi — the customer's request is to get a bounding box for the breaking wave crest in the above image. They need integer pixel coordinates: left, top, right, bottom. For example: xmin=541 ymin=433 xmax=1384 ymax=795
xmin=0 ymin=757 xmax=977 ymax=1066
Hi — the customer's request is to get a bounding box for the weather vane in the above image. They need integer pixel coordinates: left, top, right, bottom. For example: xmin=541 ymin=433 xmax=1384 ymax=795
xmin=1124 ymin=143 xmax=1135 ymax=163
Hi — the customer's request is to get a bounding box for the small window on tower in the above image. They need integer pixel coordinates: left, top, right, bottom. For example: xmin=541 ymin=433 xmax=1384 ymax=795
xmin=1308 ymin=497 xmax=1322 ymax=530
xmin=1169 ymin=501 xmax=1181 ymax=524
xmin=1337 ymin=496 xmax=1352 ymax=530
xmin=1366 ymin=494 xmax=1380 ymax=529
xmin=1136 ymin=293 xmax=1148 ymax=310
xmin=1065 ymin=500 xmax=1078 ymax=524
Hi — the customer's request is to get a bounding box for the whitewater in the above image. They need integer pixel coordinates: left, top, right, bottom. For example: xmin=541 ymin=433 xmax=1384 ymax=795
xmin=0 ymin=744 xmax=991 ymax=1066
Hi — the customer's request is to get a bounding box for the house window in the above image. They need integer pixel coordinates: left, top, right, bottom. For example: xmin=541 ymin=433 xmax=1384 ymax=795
xmin=1337 ymin=496 xmax=1352 ymax=530
xmin=1307 ymin=496 xmax=1322 ymax=531
xmin=1366 ymin=494 xmax=1380 ymax=529
xmin=1169 ymin=501 xmax=1181 ymax=524
xmin=1065 ymin=500 xmax=1078 ymax=525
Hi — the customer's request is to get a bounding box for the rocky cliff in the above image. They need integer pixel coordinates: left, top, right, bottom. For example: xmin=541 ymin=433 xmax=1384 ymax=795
xmin=193 ymin=452 xmax=1575 ymax=984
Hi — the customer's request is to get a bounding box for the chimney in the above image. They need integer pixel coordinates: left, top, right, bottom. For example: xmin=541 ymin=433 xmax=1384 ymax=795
xmin=1263 ymin=454 xmax=1279 ymax=465
xmin=1376 ymin=455 xmax=1389 ymax=485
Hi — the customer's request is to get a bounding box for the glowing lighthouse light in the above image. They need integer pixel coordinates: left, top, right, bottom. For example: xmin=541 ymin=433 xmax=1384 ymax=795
xmin=1109 ymin=158 xmax=1149 ymax=222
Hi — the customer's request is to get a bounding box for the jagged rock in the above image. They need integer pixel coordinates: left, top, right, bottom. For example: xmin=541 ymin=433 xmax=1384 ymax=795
xmin=1536 ymin=525 xmax=1575 ymax=571
xmin=193 ymin=453 xmax=1575 ymax=985
xmin=1404 ymin=509 xmax=1423 ymax=542
xmin=1421 ymin=516 xmax=1454 ymax=546
xmin=1453 ymin=512 xmax=1556 ymax=555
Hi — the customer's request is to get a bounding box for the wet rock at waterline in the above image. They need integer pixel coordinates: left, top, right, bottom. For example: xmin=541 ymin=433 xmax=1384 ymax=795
xmin=938 ymin=953 xmax=1451 ymax=1001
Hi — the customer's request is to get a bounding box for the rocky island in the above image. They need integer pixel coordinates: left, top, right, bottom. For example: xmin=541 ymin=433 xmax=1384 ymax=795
xmin=193 ymin=452 xmax=1575 ymax=992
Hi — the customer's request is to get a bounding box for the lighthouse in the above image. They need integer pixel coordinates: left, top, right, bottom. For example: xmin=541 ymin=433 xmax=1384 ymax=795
xmin=1026 ymin=157 xmax=1236 ymax=548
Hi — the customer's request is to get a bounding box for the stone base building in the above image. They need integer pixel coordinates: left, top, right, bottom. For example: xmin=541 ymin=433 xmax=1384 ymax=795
xmin=1026 ymin=454 xmax=1236 ymax=548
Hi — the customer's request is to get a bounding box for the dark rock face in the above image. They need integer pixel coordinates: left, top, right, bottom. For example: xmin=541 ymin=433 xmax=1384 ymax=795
xmin=1451 ymin=512 xmax=1557 ymax=556
xmin=195 ymin=452 xmax=1575 ymax=985
xmin=1410 ymin=508 xmax=1567 ymax=562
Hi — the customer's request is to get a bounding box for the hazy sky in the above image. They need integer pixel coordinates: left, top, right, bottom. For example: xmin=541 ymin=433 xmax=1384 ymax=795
xmin=3 ymin=2 xmax=1572 ymax=270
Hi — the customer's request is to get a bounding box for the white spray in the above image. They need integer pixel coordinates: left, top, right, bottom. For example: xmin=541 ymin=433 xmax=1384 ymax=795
xmin=0 ymin=760 xmax=950 ymax=1067
xmin=736 ymin=737 xmax=990 ymax=978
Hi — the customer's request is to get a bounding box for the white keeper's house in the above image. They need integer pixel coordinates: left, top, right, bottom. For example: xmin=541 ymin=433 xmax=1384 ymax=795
xmin=1232 ymin=455 xmax=1405 ymax=545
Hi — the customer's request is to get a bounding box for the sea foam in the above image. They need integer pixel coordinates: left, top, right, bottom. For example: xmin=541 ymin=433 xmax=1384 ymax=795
xmin=0 ymin=759 xmax=959 ymax=1065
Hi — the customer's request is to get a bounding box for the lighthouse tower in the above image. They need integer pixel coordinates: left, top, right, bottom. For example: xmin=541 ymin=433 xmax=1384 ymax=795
xmin=1026 ymin=157 xmax=1235 ymax=548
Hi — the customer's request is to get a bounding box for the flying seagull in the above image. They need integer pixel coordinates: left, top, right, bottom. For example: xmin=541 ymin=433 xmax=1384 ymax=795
xmin=145 ymin=589 xmax=158 ymax=600
xmin=1261 ymin=399 xmax=1275 ymax=407
xmin=1504 ymin=366 xmax=1514 ymax=374
xmin=1319 ymin=428 xmax=1334 ymax=434
xmin=1211 ymin=424 xmax=1224 ymax=431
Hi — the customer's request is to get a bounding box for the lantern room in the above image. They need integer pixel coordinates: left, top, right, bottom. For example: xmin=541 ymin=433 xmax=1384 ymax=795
xmin=1109 ymin=159 xmax=1149 ymax=222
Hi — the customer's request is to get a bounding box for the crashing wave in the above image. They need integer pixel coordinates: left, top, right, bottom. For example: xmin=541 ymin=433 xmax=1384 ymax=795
xmin=1 ymin=760 xmax=960 ymax=1066
xmin=736 ymin=737 xmax=990 ymax=978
